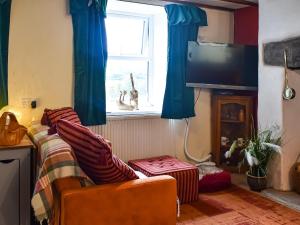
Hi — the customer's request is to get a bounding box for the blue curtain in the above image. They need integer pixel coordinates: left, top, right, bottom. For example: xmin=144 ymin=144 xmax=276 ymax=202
xmin=70 ymin=0 xmax=108 ymax=125
xmin=161 ymin=4 xmax=207 ymax=119
xmin=0 ymin=0 xmax=11 ymax=109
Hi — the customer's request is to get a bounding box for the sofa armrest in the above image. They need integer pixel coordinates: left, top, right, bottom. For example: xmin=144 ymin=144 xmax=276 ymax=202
xmin=61 ymin=175 xmax=177 ymax=225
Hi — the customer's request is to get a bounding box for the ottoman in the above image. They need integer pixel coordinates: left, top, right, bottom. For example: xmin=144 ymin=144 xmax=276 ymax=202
xmin=128 ymin=155 xmax=199 ymax=204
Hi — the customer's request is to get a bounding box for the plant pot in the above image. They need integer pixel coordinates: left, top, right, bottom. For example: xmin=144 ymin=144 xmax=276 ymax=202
xmin=246 ymin=171 xmax=267 ymax=192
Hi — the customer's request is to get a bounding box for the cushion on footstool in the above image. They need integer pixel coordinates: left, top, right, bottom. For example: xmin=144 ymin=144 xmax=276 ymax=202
xmin=128 ymin=155 xmax=199 ymax=204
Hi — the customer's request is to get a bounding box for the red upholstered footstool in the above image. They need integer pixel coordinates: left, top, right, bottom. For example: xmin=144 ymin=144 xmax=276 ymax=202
xmin=128 ymin=155 xmax=199 ymax=204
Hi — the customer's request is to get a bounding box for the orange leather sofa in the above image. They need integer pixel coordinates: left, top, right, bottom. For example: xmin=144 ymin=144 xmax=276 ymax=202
xmin=53 ymin=175 xmax=177 ymax=225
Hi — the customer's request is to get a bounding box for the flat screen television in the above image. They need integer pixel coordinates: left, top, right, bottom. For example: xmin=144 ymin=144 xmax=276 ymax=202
xmin=186 ymin=42 xmax=258 ymax=90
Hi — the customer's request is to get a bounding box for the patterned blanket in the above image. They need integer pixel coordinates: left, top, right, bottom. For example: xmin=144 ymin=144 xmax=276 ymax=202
xmin=29 ymin=122 xmax=93 ymax=224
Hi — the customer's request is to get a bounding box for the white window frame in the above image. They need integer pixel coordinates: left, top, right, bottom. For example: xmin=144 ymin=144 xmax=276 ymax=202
xmin=106 ymin=11 xmax=155 ymax=113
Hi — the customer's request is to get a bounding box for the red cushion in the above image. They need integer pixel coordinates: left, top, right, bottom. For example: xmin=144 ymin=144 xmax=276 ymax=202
xmin=44 ymin=107 xmax=81 ymax=134
xmin=56 ymin=119 xmax=138 ymax=184
xmin=198 ymin=171 xmax=231 ymax=193
xmin=41 ymin=109 xmax=50 ymax=126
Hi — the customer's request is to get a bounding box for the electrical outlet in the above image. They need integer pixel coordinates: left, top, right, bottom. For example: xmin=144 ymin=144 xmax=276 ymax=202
xmin=21 ymin=98 xmax=32 ymax=108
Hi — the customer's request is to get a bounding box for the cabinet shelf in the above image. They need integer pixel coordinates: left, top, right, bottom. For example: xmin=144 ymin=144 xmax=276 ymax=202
xmin=221 ymin=119 xmax=245 ymax=123
xmin=221 ymin=145 xmax=245 ymax=150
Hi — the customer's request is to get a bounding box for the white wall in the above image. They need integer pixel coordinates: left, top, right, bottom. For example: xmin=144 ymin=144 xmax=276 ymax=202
xmin=8 ymin=0 xmax=233 ymax=162
xmin=259 ymin=0 xmax=300 ymax=190
xmin=8 ymin=0 xmax=74 ymax=121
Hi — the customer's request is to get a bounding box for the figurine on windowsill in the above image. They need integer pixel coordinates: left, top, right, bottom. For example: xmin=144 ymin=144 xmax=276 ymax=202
xmin=117 ymin=90 xmax=134 ymax=111
xmin=130 ymin=73 xmax=139 ymax=110
xmin=116 ymin=73 xmax=139 ymax=111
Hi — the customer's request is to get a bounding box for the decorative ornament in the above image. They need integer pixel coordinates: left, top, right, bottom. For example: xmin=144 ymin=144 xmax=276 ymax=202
xmin=116 ymin=73 xmax=139 ymax=111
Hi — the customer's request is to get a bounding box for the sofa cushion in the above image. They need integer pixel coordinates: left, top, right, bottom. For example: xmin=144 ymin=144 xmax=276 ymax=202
xmin=135 ymin=170 xmax=148 ymax=179
xmin=54 ymin=177 xmax=82 ymax=195
xmin=56 ymin=119 xmax=138 ymax=184
xmin=44 ymin=107 xmax=81 ymax=134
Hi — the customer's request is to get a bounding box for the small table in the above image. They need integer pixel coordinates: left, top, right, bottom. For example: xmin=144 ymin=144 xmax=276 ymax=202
xmin=129 ymin=155 xmax=199 ymax=204
xmin=0 ymin=135 xmax=35 ymax=225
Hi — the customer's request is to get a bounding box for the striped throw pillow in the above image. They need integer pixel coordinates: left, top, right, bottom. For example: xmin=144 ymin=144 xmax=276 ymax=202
xmin=41 ymin=109 xmax=50 ymax=126
xmin=56 ymin=119 xmax=138 ymax=184
xmin=44 ymin=107 xmax=81 ymax=134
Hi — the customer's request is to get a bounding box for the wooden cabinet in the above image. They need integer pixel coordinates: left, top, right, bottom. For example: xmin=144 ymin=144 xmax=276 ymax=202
xmin=212 ymin=94 xmax=254 ymax=172
xmin=0 ymin=136 xmax=34 ymax=225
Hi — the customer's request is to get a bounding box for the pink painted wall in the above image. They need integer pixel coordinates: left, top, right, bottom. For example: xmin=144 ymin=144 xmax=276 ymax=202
xmin=234 ymin=6 xmax=258 ymax=46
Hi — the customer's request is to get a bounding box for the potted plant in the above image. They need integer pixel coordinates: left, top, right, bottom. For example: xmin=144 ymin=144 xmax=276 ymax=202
xmin=225 ymin=125 xmax=281 ymax=192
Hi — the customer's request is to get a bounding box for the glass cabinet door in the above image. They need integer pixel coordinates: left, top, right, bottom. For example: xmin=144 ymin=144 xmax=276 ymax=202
xmin=220 ymin=102 xmax=248 ymax=167
xmin=212 ymin=95 xmax=254 ymax=172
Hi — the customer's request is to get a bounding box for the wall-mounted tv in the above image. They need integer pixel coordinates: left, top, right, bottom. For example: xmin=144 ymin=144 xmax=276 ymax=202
xmin=186 ymin=42 xmax=258 ymax=90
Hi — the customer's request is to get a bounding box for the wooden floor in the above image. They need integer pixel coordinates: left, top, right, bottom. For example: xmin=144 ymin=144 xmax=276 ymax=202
xmin=177 ymin=184 xmax=300 ymax=224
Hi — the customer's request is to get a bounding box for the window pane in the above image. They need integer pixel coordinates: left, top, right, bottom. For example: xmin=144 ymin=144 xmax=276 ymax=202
xmin=106 ymin=59 xmax=149 ymax=111
xmin=106 ymin=15 xmax=148 ymax=56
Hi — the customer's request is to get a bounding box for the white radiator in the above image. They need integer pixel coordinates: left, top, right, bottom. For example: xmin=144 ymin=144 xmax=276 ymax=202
xmin=89 ymin=117 xmax=177 ymax=162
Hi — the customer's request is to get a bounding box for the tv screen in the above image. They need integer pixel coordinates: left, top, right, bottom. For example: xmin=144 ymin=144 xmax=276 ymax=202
xmin=186 ymin=42 xmax=258 ymax=90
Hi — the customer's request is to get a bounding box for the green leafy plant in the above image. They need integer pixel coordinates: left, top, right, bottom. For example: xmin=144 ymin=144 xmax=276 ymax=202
xmin=225 ymin=124 xmax=281 ymax=177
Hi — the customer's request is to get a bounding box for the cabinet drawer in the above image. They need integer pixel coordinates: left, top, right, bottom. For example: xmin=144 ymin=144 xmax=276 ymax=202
xmin=0 ymin=159 xmax=20 ymax=225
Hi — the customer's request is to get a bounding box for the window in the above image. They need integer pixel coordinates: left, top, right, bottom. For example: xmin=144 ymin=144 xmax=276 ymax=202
xmin=105 ymin=0 xmax=167 ymax=115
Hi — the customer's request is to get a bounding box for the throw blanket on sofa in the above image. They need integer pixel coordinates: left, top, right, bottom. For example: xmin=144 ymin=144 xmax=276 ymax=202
xmin=29 ymin=122 xmax=93 ymax=224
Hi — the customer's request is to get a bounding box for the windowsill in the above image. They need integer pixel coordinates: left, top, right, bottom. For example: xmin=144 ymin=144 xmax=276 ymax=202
xmin=106 ymin=110 xmax=161 ymax=120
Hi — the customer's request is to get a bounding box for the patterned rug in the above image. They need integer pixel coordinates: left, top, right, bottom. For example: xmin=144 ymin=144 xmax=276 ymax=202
xmin=177 ymin=185 xmax=300 ymax=225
